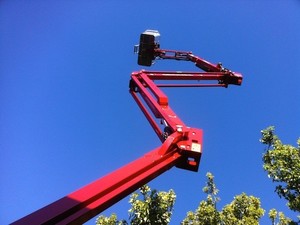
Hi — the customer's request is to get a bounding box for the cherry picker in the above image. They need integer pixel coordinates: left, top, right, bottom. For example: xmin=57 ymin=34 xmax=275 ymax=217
xmin=12 ymin=30 xmax=242 ymax=225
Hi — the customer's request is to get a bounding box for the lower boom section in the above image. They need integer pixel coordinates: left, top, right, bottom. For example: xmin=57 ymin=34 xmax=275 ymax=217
xmin=11 ymin=147 xmax=181 ymax=225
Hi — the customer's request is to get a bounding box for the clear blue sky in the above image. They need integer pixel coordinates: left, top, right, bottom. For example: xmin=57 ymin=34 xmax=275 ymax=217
xmin=1 ymin=1 xmax=300 ymax=224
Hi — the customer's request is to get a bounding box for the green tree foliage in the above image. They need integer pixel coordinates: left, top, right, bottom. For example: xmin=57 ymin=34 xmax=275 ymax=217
xmin=268 ymin=208 xmax=295 ymax=225
xmin=96 ymin=213 xmax=127 ymax=225
xmin=181 ymin=172 xmax=220 ymax=225
xmin=182 ymin=173 xmax=264 ymax=225
xmin=129 ymin=185 xmax=176 ymax=225
xmin=260 ymin=126 xmax=300 ymax=212
xmin=220 ymin=193 xmax=265 ymax=225
xmin=96 ymin=185 xmax=176 ymax=225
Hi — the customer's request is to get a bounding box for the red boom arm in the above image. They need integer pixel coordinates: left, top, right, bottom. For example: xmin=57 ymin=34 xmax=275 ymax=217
xmin=12 ymin=46 xmax=242 ymax=224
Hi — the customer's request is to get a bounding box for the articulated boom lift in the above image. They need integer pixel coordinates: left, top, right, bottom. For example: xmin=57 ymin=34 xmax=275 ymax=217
xmin=12 ymin=30 xmax=242 ymax=225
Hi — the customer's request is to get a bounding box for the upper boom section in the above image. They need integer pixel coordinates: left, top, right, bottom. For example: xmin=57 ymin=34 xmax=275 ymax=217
xmin=134 ymin=29 xmax=242 ymax=87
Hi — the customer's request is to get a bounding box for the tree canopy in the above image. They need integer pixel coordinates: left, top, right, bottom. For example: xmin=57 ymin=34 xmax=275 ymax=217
xmin=181 ymin=173 xmax=265 ymax=225
xmin=260 ymin=126 xmax=300 ymax=213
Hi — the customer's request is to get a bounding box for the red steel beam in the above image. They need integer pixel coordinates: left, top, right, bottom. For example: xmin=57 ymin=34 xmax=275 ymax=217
xmin=157 ymin=84 xmax=226 ymax=88
xmin=11 ymin=144 xmax=182 ymax=225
